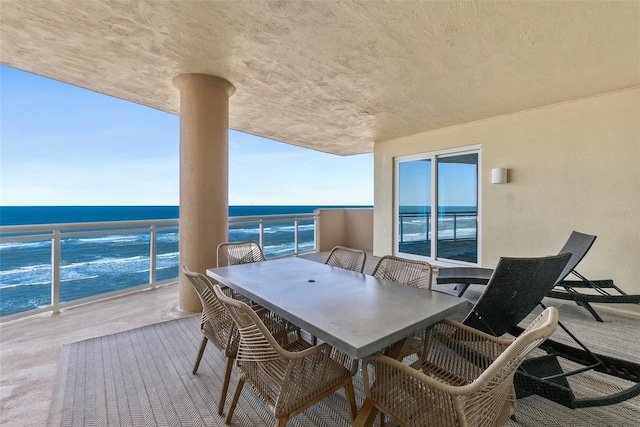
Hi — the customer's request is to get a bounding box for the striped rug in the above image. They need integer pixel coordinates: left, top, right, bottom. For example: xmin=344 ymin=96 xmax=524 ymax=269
xmin=49 ymin=304 xmax=640 ymax=426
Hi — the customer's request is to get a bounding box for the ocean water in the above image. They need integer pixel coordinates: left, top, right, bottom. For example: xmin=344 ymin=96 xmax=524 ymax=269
xmin=0 ymin=205 xmax=366 ymax=317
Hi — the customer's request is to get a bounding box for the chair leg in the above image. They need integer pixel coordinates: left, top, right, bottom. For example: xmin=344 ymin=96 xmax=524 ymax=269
xmin=225 ymin=376 xmax=245 ymax=424
xmin=275 ymin=417 xmax=288 ymax=427
xmin=218 ymin=356 xmax=235 ymax=415
xmin=343 ymin=381 xmax=358 ymax=421
xmin=192 ymin=336 xmax=208 ymax=374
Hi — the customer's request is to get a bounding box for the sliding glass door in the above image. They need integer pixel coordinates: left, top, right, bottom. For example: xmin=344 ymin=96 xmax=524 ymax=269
xmin=396 ymin=148 xmax=479 ymax=264
xmin=398 ymin=159 xmax=432 ymax=257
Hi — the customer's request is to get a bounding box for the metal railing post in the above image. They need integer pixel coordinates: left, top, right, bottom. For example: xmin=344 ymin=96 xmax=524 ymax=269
xmin=314 ymin=213 xmax=318 ymax=253
xmin=149 ymin=224 xmax=157 ymax=287
xmin=51 ymin=230 xmax=61 ymax=313
xmin=259 ymin=219 xmax=264 ymax=248
xmin=294 ymin=217 xmax=299 ymax=255
xmin=453 ymin=212 xmax=457 ymax=241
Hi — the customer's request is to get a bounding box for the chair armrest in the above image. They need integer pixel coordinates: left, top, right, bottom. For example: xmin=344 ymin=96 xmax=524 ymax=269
xmin=437 ymin=319 xmax=513 ymax=347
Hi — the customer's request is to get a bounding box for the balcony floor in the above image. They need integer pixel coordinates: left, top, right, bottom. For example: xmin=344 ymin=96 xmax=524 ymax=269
xmin=1 ymin=252 xmax=639 ymax=426
xmin=0 ymin=282 xmax=189 ymax=426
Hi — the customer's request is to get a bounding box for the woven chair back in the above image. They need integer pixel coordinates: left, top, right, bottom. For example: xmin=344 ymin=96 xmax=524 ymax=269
xmin=217 ymin=241 xmax=266 ymax=267
xmin=181 ymin=265 xmax=239 ymax=356
xmin=462 ymin=253 xmax=571 ymax=336
xmin=212 ymin=284 xmax=282 ymax=362
xmin=324 ymin=246 xmax=366 ymax=273
xmin=556 ymin=231 xmax=597 ymax=283
xmin=372 ymin=255 xmax=433 ymax=290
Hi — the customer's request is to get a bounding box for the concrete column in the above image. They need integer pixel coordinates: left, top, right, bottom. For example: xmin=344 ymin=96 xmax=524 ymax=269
xmin=173 ymin=74 xmax=235 ymax=312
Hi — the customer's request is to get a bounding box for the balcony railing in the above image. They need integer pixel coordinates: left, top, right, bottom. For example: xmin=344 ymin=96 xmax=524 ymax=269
xmin=0 ymin=212 xmax=316 ymax=321
xmin=398 ymin=211 xmax=478 ymax=262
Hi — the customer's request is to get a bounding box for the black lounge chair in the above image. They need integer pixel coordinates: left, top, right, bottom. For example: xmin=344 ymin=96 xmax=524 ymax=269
xmin=438 ymin=230 xmax=640 ymax=321
xmin=547 ymin=230 xmax=640 ymax=322
xmin=463 ymin=254 xmax=640 ymax=409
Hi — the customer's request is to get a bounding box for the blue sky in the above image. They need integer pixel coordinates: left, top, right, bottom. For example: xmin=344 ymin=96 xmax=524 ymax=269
xmin=399 ymin=158 xmax=477 ymax=208
xmin=0 ymin=65 xmax=373 ymax=206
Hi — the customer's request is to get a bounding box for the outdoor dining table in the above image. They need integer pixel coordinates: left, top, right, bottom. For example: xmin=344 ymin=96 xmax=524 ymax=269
xmin=206 ymin=256 xmax=468 ymax=426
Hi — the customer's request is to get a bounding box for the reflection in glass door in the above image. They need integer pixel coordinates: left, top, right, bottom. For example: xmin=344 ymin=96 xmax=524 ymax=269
xmin=396 ymin=149 xmax=479 ymax=264
xmin=437 ymin=153 xmax=478 ymax=263
xmin=398 ymin=159 xmax=431 ymax=257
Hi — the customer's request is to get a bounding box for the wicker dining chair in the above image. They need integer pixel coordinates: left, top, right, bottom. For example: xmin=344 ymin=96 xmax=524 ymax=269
xmin=217 ymin=240 xmax=266 ymax=267
xmin=324 ymin=246 xmax=367 ymax=273
xmin=371 ymin=255 xmax=433 ymax=290
xmin=362 ymin=307 xmax=559 ymax=427
xmin=217 ymin=240 xmax=270 ymax=308
xmin=372 ymin=255 xmax=434 ymax=357
xmin=212 ymin=284 xmax=359 ymax=427
xmin=182 ymin=265 xmax=299 ymax=415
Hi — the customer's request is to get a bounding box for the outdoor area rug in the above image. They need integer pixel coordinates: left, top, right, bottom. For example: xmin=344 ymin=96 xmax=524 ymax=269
xmin=49 ymin=306 xmax=640 ymax=426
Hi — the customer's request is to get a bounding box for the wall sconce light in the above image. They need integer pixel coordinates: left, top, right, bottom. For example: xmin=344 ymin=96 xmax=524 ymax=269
xmin=491 ymin=168 xmax=508 ymax=184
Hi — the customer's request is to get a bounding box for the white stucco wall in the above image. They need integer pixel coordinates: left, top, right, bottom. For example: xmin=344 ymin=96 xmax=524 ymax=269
xmin=374 ymin=88 xmax=640 ymax=300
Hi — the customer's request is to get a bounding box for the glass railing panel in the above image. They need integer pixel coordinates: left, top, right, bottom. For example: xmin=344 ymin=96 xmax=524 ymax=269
xmin=263 ymin=220 xmax=296 ymax=258
xmin=229 ymin=223 xmax=261 ymax=244
xmin=398 ymin=211 xmax=431 ymax=257
xmin=297 ymin=219 xmax=316 ymax=253
xmin=59 ymin=232 xmax=152 ymax=303
xmin=0 ymin=238 xmax=52 ymax=316
xmin=155 ymin=229 xmax=179 ymax=282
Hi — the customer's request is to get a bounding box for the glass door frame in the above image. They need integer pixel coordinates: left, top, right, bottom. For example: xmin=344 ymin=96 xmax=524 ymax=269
xmin=393 ymin=145 xmax=482 ymax=266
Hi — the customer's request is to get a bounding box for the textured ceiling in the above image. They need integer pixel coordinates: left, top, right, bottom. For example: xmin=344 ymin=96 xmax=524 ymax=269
xmin=1 ymin=1 xmax=639 ymax=155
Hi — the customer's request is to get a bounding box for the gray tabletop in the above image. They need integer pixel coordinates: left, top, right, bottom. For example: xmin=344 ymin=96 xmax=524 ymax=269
xmin=207 ymin=257 xmax=468 ymax=359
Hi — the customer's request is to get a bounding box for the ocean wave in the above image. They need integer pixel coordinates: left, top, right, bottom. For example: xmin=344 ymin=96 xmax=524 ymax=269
xmin=404 ymin=219 xmax=427 ymax=225
xmin=437 ymin=228 xmax=477 ymax=239
xmin=1 ymin=252 xmax=182 ymax=284
xmin=60 ymin=275 xmax=100 ymax=283
xmin=70 ymin=234 xmax=145 ymax=244
xmin=134 ymin=264 xmax=177 ymax=273
xmin=157 ymin=252 xmax=179 ymax=259
xmin=63 ymin=254 xmax=148 ymax=268
xmin=0 ymin=263 xmax=51 ymax=275
xmin=400 ymin=232 xmax=428 ymax=242
xmin=156 ymin=232 xmax=179 ymax=242
xmin=262 ymin=242 xmax=313 ymax=257
xmin=0 ymin=254 xmax=155 ymax=290
xmin=0 ymin=280 xmax=52 ymax=289
xmin=0 ymin=240 xmax=51 ymax=251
